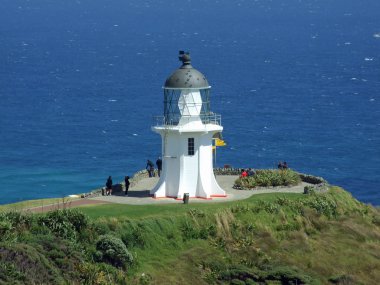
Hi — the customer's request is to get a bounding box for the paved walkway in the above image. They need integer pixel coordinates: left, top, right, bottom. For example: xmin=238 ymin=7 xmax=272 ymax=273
xmin=90 ymin=175 xmax=309 ymax=205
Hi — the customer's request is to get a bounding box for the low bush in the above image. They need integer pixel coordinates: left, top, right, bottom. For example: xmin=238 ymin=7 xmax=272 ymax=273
xmin=328 ymin=274 xmax=356 ymax=284
xmin=0 ymin=243 xmax=64 ymax=284
xmin=77 ymin=262 xmax=127 ymax=285
xmin=38 ymin=209 xmax=89 ymax=240
xmin=306 ymin=196 xmax=338 ymax=218
xmin=0 ymin=211 xmax=33 ymax=229
xmin=0 ymin=211 xmax=33 ymax=241
xmin=234 ymin=169 xmax=301 ymax=189
xmin=0 ymin=220 xmax=13 ymax=241
xmin=0 ymin=260 xmax=26 ymax=283
xmin=121 ymin=225 xmax=146 ymax=248
xmin=95 ymin=234 xmax=134 ymax=268
xmin=265 ymin=265 xmax=314 ymax=284
xmin=181 ymin=219 xmax=200 ymax=240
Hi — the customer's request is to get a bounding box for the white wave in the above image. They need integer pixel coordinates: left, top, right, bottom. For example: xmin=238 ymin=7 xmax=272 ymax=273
xmin=108 ymin=99 xmax=117 ymax=102
xmin=364 ymin=57 xmax=374 ymax=61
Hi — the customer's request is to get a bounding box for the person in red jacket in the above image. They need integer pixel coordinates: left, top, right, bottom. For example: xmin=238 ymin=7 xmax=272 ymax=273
xmin=240 ymin=169 xmax=248 ymax=178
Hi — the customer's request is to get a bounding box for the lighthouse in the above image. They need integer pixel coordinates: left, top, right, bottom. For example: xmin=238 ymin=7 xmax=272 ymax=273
xmin=151 ymin=51 xmax=226 ymax=199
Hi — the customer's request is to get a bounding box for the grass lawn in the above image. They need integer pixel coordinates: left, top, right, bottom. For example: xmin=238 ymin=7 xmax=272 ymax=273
xmin=79 ymin=192 xmax=304 ymax=220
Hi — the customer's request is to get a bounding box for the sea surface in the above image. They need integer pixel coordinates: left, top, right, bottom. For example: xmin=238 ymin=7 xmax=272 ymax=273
xmin=1 ymin=0 xmax=379 ymax=205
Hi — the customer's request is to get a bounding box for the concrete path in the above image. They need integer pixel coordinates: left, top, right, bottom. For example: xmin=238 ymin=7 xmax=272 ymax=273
xmin=90 ymin=175 xmax=309 ymax=205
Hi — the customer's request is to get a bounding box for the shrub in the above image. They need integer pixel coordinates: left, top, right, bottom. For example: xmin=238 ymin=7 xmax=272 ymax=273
xmin=121 ymin=225 xmax=146 ymax=248
xmin=180 ymin=219 xmax=200 ymax=240
xmin=0 ymin=260 xmax=26 ymax=282
xmin=0 ymin=243 xmax=64 ymax=284
xmin=0 ymin=220 xmax=13 ymax=240
xmin=306 ymin=196 xmax=338 ymax=218
xmin=265 ymin=265 xmax=314 ymax=284
xmin=304 ymin=185 xmax=315 ymax=195
xmin=234 ymin=169 xmax=301 ymax=189
xmin=231 ymin=279 xmax=245 ymax=285
xmin=0 ymin=211 xmax=33 ymax=229
xmin=231 ymin=204 xmax=251 ymax=213
xmin=256 ymin=200 xmax=280 ymax=214
xmin=372 ymin=213 xmax=380 ymax=226
xmin=328 ymin=274 xmax=356 ymax=284
xmin=0 ymin=211 xmax=33 ymax=241
xmin=275 ymin=197 xmax=291 ymax=206
xmin=38 ymin=209 xmax=89 ymax=240
xmin=188 ymin=208 xmax=206 ymax=217
xmin=77 ymin=262 xmax=126 ymax=285
xmin=95 ymin=234 xmax=134 ymax=268
xmin=218 ymin=265 xmax=260 ymax=283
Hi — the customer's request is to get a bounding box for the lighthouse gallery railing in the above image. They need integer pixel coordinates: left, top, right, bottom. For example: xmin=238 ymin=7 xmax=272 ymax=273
xmin=153 ymin=113 xmax=221 ymax=126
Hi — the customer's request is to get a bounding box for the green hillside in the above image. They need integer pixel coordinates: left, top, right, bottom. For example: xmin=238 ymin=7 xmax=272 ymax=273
xmin=1 ymin=186 xmax=379 ymax=284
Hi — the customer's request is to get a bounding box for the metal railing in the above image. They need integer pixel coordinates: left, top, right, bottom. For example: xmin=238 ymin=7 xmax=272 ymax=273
xmin=153 ymin=113 xmax=222 ymax=126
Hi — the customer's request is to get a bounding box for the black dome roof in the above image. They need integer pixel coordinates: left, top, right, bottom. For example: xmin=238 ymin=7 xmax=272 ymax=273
xmin=164 ymin=52 xmax=210 ymax=89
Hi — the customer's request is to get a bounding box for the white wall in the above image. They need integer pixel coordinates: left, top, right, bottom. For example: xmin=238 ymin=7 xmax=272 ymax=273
xmin=151 ymin=124 xmax=225 ymax=199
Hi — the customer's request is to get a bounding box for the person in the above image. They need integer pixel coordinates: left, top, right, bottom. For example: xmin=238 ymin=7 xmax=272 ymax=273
xmin=106 ymin=176 xmax=113 ymax=195
xmin=240 ymin=169 xmax=248 ymax=178
xmin=247 ymin=168 xmax=255 ymax=176
xmin=278 ymin=161 xmax=283 ymax=170
xmin=124 ymin=176 xmax=130 ymax=196
xmin=146 ymin=160 xmax=154 ymax=177
xmin=283 ymin=161 xmax=288 ymax=169
xmin=156 ymin=157 xmax=162 ymax=177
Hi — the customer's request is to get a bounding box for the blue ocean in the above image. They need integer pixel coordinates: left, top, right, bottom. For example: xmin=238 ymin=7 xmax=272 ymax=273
xmin=1 ymin=0 xmax=379 ymax=205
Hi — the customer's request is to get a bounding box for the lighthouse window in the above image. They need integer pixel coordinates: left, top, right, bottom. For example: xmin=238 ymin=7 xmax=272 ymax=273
xmin=188 ymin=138 xmax=194 ymax=155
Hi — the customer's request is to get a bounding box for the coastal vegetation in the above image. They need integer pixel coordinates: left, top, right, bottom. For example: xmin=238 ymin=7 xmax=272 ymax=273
xmin=234 ymin=169 xmax=302 ymax=189
xmin=1 ymin=187 xmax=380 ymax=284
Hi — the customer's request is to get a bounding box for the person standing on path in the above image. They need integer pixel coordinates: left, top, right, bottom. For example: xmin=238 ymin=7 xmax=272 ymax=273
xmin=106 ymin=176 xmax=113 ymax=195
xmin=124 ymin=176 xmax=130 ymax=196
xmin=156 ymin=157 xmax=162 ymax=177
xmin=146 ymin=160 xmax=154 ymax=177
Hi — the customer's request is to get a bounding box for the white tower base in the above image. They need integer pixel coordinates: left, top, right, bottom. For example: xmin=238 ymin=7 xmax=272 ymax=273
xmin=151 ymin=122 xmax=226 ymax=199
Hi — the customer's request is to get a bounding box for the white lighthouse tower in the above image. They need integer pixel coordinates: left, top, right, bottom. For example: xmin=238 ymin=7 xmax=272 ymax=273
xmin=151 ymin=51 xmax=226 ymax=199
